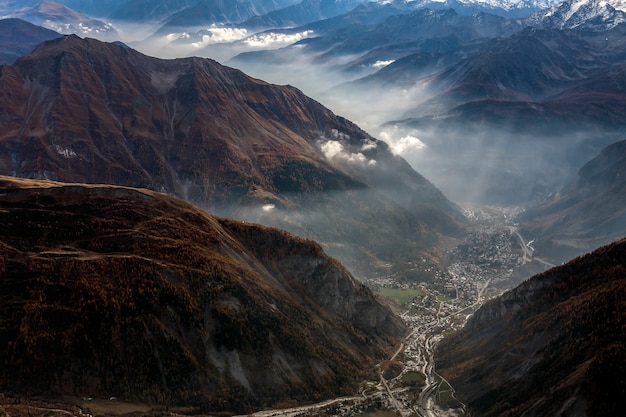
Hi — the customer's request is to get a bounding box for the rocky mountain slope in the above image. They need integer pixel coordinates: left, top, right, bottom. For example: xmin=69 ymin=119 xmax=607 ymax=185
xmin=0 ymin=175 xmax=406 ymax=412
xmin=518 ymin=139 xmax=626 ymax=263
xmin=435 ymin=237 xmax=626 ymax=417
xmin=0 ymin=34 xmax=464 ymax=278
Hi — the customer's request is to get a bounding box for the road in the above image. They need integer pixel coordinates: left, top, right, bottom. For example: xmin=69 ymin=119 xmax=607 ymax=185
xmin=238 ymin=395 xmax=360 ymax=417
xmin=513 ymin=231 xmax=556 ymax=269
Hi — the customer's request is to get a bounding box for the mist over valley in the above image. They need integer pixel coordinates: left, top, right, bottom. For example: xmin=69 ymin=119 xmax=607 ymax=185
xmin=1 ymin=0 xmax=626 ymax=416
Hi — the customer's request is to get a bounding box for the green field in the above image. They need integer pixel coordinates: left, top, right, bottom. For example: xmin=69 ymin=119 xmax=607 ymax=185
xmin=400 ymin=371 xmax=426 ymax=386
xmin=378 ymin=287 xmax=426 ymax=307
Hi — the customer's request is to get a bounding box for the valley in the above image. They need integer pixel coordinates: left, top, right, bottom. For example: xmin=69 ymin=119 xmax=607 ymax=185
xmin=2 ymin=0 xmax=626 ymax=415
xmin=239 ymin=204 xmax=557 ymax=417
xmin=0 ymin=201 xmax=548 ymax=417
xmin=232 ymin=204 xmax=548 ymax=417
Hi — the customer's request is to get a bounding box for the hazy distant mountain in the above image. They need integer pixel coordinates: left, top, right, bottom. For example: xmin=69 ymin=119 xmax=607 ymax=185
xmin=0 ymin=35 xmax=464 ymax=278
xmin=230 ymin=8 xmax=523 ymax=70
xmin=378 ymin=24 xmax=626 ymax=204
xmin=435 ymin=237 xmax=626 ymax=416
xmin=0 ymin=1 xmax=118 ymax=39
xmin=380 ymin=0 xmax=556 ymax=17
xmin=0 ymin=18 xmax=61 ymax=64
xmin=240 ymin=0 xmax=368 ymax=30
xmin=50 ymin=0 xmax=127 ymax=16
xmin=156 ymin=0 xmax=299 ymax=32
xmin=228 ymin=10 xmax=626 ymax=206
xmin=527 ymin=0 xmax=626 ymax=30
xmin=519 ymin=138 xmax=626 ymax=262
xmin=391 ymin=24 xmax=626 ymax=117
xmin=0 ymin=175 xmax=405 ymax=412
xmin=108 ymin=0 xmax=199 ymax=22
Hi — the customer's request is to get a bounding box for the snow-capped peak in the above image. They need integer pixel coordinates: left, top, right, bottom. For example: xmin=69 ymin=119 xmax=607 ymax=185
xmin=527 ymin=0 xmax=626 ymax=29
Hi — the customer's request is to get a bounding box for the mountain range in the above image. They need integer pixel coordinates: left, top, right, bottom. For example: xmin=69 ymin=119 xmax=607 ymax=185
xmin=0 ymin=1 xmax=118 ymax=39
xmin=528 ymin=0 xmax=626 ymax=30
xmin=155 ymin=0 xmax=301 ymax=33
xmin=0 ymin=34 xmax=465 ymax=279
xmin=435 ymin=237 xmax=626 ymax=416
xmin=226 ymin=5 xmax=626 ymax=204
xmin=0 ymin=175 xmax=405 ymax=412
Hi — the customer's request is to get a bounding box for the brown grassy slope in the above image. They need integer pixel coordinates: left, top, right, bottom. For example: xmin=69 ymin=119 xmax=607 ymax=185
xmin=0 ymin=176 xmax=405 ymax=413
xmin=435 ymin=238 xmax=626 ymax=417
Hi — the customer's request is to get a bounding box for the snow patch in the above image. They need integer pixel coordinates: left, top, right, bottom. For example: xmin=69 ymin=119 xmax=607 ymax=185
xmin=54 ymin=145 xmax=77 ymax=159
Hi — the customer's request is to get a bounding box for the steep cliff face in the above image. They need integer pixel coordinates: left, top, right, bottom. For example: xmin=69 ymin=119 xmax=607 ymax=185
xmin=0 ymin=34 xmax=464 ymax=278
xmin=0 ymin=176 xmax=406 ymax=413
xmin=435 ymin=238 xmax=626 ymax=417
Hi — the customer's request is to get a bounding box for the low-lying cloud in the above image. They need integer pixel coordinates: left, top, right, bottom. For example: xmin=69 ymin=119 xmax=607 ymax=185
xmin=378 ymin=129 xmax=427 ymax=156
xmin=371 ymin=60 xmax=395 ymax=69
xmin=244 ymin=30 xmax=314 ymax=48
xmin=320 ymin=140 xmax=377 ymax=166
xmin=193 ymin=28 xmax=250 ymax=47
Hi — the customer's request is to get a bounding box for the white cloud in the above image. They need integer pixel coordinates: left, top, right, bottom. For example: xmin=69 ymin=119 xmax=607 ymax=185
xmin=361 ymin=139 xmax=378 ymax=151
xmin=244 ymin=30 xmax=314 ymax=48
xmin=371 ymin=60 xmax=395 ymax=69
xmin=320 ymin=140 xmax=344 ymax=159
xmin=262 ymin=204 xmax=275 ymax=212
xmin=190 ymin=27 xmax=250 ymax=48
xmin=320 ymin=140 xmax=376 ymax=166
xmin=379 ymin=130 xmax=427 ymax=156
xmin=166 ymin=32 xmax=190 ymax=41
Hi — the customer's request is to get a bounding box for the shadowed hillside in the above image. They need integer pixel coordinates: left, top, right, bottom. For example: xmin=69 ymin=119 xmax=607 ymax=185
xmin=435 ymin=238 xmax=626 ymax=417
xmin=0 ymin=175 xmax=405 ymax=413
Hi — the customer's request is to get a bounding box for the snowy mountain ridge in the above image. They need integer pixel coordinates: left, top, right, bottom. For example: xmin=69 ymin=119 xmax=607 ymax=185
xmin=527 ymin=0 xmax=626 ymax=29
xmin=373 ymin=0 xmax=557 ymax=12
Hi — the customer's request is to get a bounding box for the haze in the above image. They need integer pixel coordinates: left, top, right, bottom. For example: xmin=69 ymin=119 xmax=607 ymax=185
xmin=106 ymin=18 xmax=620 ymax=206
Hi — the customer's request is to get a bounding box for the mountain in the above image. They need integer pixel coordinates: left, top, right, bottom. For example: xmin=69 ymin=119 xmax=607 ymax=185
xmin=49 ymin=0 xmax=127 ymax=17
xmin=0 ymin=175 xmax=406 ymax=412
xmin=108 ymin=0 xmax=200 ymax=22
xmin=228 ymin=8 xmax=524 ymax=79
xmin=239 ymin=0 xmax=369 ymax=30
xmin=518 ymin=139 xmax=626 ymax=263
xmin=0 ymin=35 xmax=464 ymax=279
xmin=0 ymin=18 xmax=61 ymax=64
xmin=156 ymin=0 xmax=300 ymax=33
xmin=0 ymin=1 xmax=118 ymax=40
xmin=434 ymin=237 xmax=626 ymax=417
xmin=377 ymin=0 xmax=556 ymax=17
xmin=375 ymin=24 xmax=626 ymax=204
xmin=396 ymin=24 xmax=626 ymax=117
xmin=228 ymin=5 xmax=626 ymax=207
xmin=527 ymin=0 xmax=626 ymax=30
